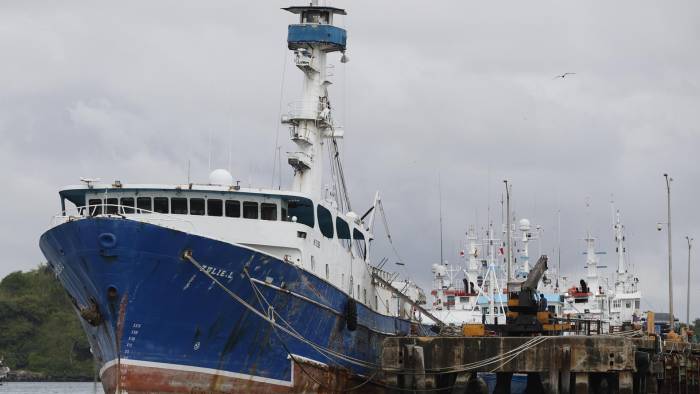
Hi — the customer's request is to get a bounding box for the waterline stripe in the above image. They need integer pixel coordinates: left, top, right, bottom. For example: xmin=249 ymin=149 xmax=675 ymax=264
xmin=99 ymin=358 xmax=295 ymax=387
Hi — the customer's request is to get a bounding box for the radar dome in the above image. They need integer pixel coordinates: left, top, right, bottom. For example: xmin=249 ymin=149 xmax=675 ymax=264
xmin=345 ymin=211 xmax=359 ymax=223
xmin=208 ymin=169 xmax=233 ymax=186
xmin=519 ymin=218 xmax=531 ymax=231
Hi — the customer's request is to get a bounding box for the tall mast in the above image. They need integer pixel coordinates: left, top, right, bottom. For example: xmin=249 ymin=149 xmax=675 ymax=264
xmin=614 ymin=210 xmax=626 ymax=275
xmin=282 ymin=5 xmax=347 ymax=201
xmin=466 ymin=226 xmax=479 ymax=273
xmin=519 ymin=218 xmax=531 ymax=273
xmin=585 ymin=233 xmax=600 ymax=294
xmin=503 ymin=180 xmax=512 ymax=281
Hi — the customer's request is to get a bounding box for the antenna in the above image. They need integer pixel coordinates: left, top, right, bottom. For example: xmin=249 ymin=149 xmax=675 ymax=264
xmin=557 ymin=209 xmax=561 ymax=288
xmin=187 ymin=160 xmax=191 ymax=184
xmin=271 ymin=47 xmax=288 ymax=189
xmin=610 ymin=193 xmax=616 ymax=232
xmin=277 ymin=147 xmax=283 ymax=190
xmin=486 ymin=165 xmax=491 ymax=238
xmin=208 ymin=131 xmax=213 ymax=172
xmin=228 ymin=132 xmax=233 ymax=174
xmin=503 ymin=180 xmax=512 ymax=281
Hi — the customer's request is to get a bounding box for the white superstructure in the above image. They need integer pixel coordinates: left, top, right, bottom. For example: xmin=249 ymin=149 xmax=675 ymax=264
xmin=609 ymin=210 xmax=642 ymax=326
xmin=563 ymin=209 xmax=642 ymax=330
xmin=50 ymin=4 xmax=429 ymax=326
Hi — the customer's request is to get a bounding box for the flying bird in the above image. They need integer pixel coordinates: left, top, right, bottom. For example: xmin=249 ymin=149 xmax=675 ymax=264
xmin=554 ymin=72 xmax=576 ymax=79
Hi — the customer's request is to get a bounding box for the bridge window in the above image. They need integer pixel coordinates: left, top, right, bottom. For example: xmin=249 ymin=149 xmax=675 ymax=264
xmin=207 ymin=199 xmax=223 ymax=216
xmin=137 ymin=197 xmax=152 ymax=213
xmin=190 ymin=198 xmax=205 ymax=215
xmin=106 ymin=198 xmax=118 ymax=215
xmin=336 ymin=217 xmax=351 ymax=250
xmin=243 ymin=201 xmax=258 ymax=219
xmin=353 ymin=228 xmax=366 ymax=259
xmin=261 ymin=203 xmax=277 ymax=221
xmin=225 ymin=200 xmax=240 ymax=218
xmin=303 ymin=10 xmax=329 ymax=24
xmin=317 ymin=205 xmax=334 ymax=238
xmin=120 ymin=197 xmax=135 ymax=214
xmin=154 ymin=197 xmax=169 ymax=214
xmin=283 ymin=196 xmax=314 ymax=228
xmin=171 ymin=198 xmax=187 ymax=214
xmin=88 ymin=199 xmax=102 ymax=216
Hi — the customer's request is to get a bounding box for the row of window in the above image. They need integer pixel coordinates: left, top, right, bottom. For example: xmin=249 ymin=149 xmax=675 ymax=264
xmin=612 ymin=300 xmax=638 ymax=309
xmin=86 ymin=195 xmax=367 ymax=258
xmin=88 ymin=197 xmax=280 ymax=221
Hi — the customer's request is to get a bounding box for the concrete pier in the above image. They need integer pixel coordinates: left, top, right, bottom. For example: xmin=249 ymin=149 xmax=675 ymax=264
xmin=379 ymin=335 xmax=700 ymax=394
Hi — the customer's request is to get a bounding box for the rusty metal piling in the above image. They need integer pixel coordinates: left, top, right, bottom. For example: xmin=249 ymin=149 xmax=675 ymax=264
xmin=378 ymin=335 xmax=700 ymax=394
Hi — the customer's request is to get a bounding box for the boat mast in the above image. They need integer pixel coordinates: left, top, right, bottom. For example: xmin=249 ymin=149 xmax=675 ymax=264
xmin=466 ymin=226 xmax=480 ymax=274
xmin=614 ymin=210 xmax=626 ymax=277
xmin=283 ymin=4 xmax=347 ymax=202
xmin=503 ymin=180 xmax=512 ymax=281
xmin=519 ymin=218 xmax=531 ymax=274
xmin=585 ymin=233 xmax=600 ymax=294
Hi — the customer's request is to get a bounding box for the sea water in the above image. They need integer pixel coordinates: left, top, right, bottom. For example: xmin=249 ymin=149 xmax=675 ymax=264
xmin=0 ymin=382 xmax=104 ymax=394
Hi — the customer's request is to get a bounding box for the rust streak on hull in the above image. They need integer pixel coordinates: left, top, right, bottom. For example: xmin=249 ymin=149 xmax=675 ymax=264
xmin=101 ymin=360 xmax=387 ymax=394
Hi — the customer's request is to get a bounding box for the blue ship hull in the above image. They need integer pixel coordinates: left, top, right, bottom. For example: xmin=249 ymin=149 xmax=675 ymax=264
xmin=39 ymin=218 xmax=413 ymax=393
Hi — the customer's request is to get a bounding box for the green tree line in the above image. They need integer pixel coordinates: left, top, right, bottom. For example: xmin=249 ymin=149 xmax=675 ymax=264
xmin=0 ymin=265 xmax=93 ymax=379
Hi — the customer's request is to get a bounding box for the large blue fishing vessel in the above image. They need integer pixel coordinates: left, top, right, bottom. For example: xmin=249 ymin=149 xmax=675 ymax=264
xmin=40 ymin=3 xmax=434 ymax=393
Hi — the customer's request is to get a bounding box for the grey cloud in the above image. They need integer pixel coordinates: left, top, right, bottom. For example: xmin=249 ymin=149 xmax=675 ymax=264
xmin=1 ymin=0 xmax=699 ymax=320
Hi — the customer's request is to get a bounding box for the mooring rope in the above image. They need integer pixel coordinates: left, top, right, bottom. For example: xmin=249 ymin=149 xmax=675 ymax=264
xmin=181 ymin=250 xmax=552 ymax=378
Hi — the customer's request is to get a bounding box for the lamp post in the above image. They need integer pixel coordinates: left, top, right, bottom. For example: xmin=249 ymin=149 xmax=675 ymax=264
xmin=686 ymin=236 xmax=693 ymax=328
xmin=664 ymin=173 xmax=674 ymax=332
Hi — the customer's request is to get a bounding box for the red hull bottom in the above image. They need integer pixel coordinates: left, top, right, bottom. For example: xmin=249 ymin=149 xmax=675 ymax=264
xmin=100 ymin=358 xmax=386 ymax=394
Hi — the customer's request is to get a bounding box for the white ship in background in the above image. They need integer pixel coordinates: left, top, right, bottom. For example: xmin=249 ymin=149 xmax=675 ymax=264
xmin=429 ymin=224 xmax=507 ymax=325
xmin=563 ymin=209 xmax=642 ymax=330
xmin=428 ymin=207 xmax=642 ymax=333
xmin=428 ymin=218 xmax=564 ymax=325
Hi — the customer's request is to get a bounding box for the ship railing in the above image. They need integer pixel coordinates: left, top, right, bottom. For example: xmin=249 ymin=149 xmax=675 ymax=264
xmin=51 ymin=204 xmax=197 ymax=232
xmin=282 ymin=99 xmax=332 ymax=126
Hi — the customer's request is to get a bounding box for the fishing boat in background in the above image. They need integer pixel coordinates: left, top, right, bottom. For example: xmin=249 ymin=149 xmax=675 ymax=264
xmin=428 ymin=217 xmax=566 ymax=326
xmin=428 ymin=205 xmax=642 ymax=334
xmin=563 ymin=209 xmax=642 ymax=332
xmin=428 ymin=225 xmax=507 ymax=325
xmin=39 ymin=3 xmax=438 ymax=393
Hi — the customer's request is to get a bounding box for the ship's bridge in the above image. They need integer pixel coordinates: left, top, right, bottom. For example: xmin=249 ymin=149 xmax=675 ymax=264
xmin=284 ymin=5 xmax=347 ymax=53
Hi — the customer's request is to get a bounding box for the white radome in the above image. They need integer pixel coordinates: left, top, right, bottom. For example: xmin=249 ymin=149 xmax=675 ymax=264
xmin=208 ymin=169 xmax=233 ymax=186
xmin=519 ymin=218 xmax=531 ymax=231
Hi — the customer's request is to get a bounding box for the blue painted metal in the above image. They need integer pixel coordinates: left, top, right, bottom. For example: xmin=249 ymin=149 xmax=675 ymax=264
xmin=477 ymin=294 xmax=508 ymax=304
xmin=480 ymin=372 xmax=528 ymax=394
xmin=39 ymin=218 xmax=418 ymax=384
xmin=288 ymin=24 xmax=347 ymax=51
xmin=543 ymin=293 xmax=564 ymax=304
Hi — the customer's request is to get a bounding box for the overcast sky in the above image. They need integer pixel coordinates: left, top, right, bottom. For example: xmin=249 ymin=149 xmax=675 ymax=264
xmin=1 ymin=1 xmax=699 ymax=320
